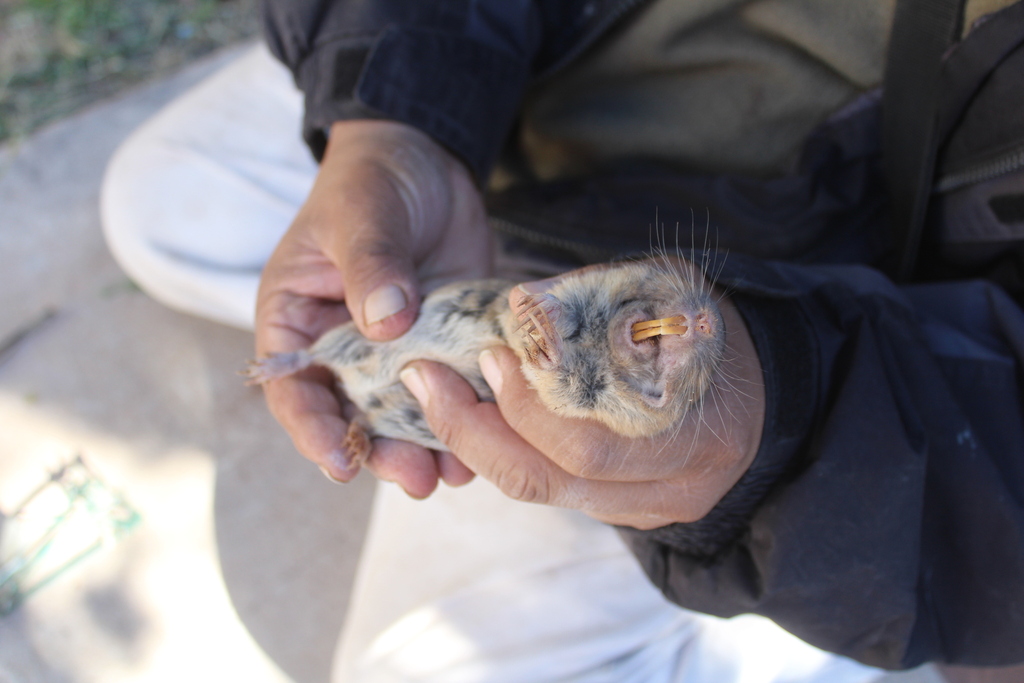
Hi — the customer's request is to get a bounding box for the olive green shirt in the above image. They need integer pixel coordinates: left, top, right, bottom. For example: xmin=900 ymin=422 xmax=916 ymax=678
xmin=516 ymin=0 xmax=1014 ymax=181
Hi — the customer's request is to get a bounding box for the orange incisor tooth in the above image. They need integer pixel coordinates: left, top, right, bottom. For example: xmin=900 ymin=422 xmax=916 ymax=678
xmin=631 ymin=316 xmax=689 ymax=342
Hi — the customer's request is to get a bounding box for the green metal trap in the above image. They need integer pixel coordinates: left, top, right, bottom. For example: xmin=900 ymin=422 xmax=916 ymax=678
xmin=0 ymin=455 xmax=140 ymax=615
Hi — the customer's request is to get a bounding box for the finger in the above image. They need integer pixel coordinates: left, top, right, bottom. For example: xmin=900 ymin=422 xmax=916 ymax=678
xmin=311 ymin=161 xmax=422 ymax=341
xmin=480 ymin=346 xmax=670 ymax=482
xmin=261 ymin=368 xmax=357 ymax=480
xmin=362 ymin=437 xmax=440 ymax=499
xmin=399 ymin=360 xmax=560 ymax=504
xmin=253 ymin=287 xmax=359 ymax=479
xmin=255 ymin=287 xmax=351 ymax=359
xmin=312 ymin=120 xmax=480 ymax=341
xmin=436 ymin=450 xmax=476 ymax=487
xmin=400 ymin=360 xmax=706 ymax=522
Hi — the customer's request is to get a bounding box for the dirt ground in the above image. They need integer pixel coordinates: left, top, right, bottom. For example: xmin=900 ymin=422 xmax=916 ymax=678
xmin=0 ymin=0 xmax=260 ymax=143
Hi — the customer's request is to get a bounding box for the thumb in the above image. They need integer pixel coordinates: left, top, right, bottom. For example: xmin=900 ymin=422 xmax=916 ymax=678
xmin=312 ymin=155 xmax=423 ymax=342
xmin=398 ymin=359 xmax=560 ymax=506
xmin=311 ymin=119 xmax=465 ymax=342
xmin=337 ymin=222 xmax=421 ymax=341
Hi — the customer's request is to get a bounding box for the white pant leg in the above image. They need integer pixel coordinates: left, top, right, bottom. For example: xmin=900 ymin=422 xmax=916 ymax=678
xmin=332 ymin=478 xmax=894 ymax=683
xmin=100 ymin=43 xmax=317 ymax=330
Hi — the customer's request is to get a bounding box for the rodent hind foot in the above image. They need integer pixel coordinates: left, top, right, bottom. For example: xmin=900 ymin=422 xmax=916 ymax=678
xmin=342 ymin=418 xmax=373 ymax=468
xmin=241 ymin=350 xmax=314 ymax=385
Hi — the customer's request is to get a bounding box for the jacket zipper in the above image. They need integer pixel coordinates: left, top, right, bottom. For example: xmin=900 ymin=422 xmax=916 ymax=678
xmin=935 ymin=142 xmax=1024 ymax=193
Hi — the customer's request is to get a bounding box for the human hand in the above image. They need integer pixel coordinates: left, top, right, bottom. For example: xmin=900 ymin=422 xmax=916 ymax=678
xmin=255 ymin=120 xmax=489 ymax=496
xmin=398 ymin=276 xmax=766 ymax=529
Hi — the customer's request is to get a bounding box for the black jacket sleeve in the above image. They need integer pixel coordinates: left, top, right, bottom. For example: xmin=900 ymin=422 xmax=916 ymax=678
xmin=621 ymin=252 xmax=1024 ymax=670
xmin=260 ymin=0 xmax=630 ymax=180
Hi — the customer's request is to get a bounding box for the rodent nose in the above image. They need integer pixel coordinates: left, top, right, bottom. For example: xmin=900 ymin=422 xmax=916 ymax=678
xmin=694 ymin=312 xmax=713 ymax=335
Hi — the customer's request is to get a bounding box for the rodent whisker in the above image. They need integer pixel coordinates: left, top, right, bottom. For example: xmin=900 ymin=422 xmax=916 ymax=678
xmin=707 ymin=376 xmax=744 ymax=424
xmin=702 ymin=388 xmax=733 ymax=450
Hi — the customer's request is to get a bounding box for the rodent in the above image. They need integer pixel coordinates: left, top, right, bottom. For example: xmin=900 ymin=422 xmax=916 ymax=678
xmin=245 ymin=259 xmax=725 ymax=465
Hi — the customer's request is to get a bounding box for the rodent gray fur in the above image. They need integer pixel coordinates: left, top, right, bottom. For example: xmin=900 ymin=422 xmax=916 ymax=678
xmin=246 ymin=259 xmax=725 ymax=463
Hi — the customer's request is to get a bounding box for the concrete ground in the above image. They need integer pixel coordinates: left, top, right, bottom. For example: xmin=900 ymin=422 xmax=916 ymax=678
xmin=0 ymin=44 xmax=374 ymax=683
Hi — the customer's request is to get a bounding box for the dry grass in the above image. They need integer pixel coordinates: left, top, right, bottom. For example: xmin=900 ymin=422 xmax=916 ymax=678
xmin=0 ymin=0 xmax=260 ymax=142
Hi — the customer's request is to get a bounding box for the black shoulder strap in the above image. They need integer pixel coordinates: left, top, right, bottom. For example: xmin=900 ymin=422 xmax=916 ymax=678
xmin=882 ymin=0 xmax=966 ymax=281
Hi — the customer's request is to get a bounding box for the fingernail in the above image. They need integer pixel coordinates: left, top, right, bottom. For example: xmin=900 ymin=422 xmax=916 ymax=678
xmin=364 ymin=283 xmax=407 ymax=325
xmin=319 ymin=465 xmax=344 ymax=484
xmin=517 ymin=277 xmax=560 ymax=296
xmin=400 ymin=366 xmax=429 ymax=408
xmin=320 ymin=450 xmax=358 ymax=483
xmin=478 ymin=349 xmax=503 ymax=398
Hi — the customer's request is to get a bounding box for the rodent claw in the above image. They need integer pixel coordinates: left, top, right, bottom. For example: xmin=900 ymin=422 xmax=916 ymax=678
xmin=515 ymin=294 xmax=559 ymax=365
